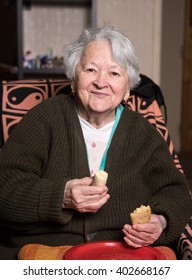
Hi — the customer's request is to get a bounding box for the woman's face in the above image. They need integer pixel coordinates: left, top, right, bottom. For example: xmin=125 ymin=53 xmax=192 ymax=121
xmin=73 ymin=40 xmax=130 ymax=119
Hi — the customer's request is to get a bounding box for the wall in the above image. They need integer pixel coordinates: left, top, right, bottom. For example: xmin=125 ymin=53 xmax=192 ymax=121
xmin=160 ymin=0 xmax=184 ymax=152
xmin=97 ymin=0 xmax=162 ymax=84
xmin=23 ymin=3 xmax=91 ymax=58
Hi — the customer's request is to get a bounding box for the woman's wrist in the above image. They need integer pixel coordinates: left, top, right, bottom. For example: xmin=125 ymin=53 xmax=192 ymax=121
xmin=158 ymin=215 xmax=167 ymax=230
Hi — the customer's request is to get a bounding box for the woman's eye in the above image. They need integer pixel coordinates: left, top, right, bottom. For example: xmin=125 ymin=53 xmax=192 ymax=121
xmin=111 ymin=72 xmax=120 ymax=76
xmin=86 ymin=68 xmax=95 ymax=72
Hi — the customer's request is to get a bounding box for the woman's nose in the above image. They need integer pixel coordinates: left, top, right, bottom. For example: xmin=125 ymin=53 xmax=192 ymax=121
xmin=93 ymin=73 xmax=108 ymax=88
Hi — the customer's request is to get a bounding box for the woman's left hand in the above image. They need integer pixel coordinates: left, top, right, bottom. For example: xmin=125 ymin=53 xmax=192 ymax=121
xmin=122 ymin=214 xmax=166 ymax=247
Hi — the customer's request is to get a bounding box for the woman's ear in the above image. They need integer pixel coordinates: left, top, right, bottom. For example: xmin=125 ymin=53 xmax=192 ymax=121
xmin=124 ymin=90 xmax=130 ymax=102
xmin=71 ymin=81 xmax=75 ymax=95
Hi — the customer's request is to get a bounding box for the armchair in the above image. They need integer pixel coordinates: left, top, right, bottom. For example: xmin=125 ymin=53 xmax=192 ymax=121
xmin=0 ymin=75 xmax=191 ymax=259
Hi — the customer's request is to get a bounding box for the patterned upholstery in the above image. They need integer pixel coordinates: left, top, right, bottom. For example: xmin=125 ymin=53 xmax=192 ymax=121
xmin=0 ymin=79 xmax=71 ymax=147
xmin=0 ymin=75 xmax=191 ymax=259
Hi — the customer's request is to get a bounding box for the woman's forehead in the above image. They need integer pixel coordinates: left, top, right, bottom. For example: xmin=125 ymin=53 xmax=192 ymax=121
xmin=84 ymin=39 xmax=111 ymax=53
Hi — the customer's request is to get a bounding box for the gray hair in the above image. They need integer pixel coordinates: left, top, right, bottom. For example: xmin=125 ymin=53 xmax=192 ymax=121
xmin=63 ymin=25 xmax=140 ymax=89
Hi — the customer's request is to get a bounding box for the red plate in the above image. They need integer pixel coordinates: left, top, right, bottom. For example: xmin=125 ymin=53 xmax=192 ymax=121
xmin=64 ymin=241 xmax=165 ymax=260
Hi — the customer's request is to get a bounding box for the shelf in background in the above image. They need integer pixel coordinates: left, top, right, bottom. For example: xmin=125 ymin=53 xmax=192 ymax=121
xmin=23 ymin=0 xmax=92 ymax=6
xmin=23 ymin=0 xmax=91 ymax=5
xmin=23 ymin=68 xmax=67 ymax=79
xmin=23 ymin=68 xmax=65 ymax=74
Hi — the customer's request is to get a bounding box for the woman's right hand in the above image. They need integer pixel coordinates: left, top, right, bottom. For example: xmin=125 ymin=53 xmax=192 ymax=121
xmin=62 ymin=177 xmax=110 ymax=213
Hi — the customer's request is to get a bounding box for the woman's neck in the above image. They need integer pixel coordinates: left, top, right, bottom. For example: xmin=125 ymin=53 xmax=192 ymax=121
xmin=76 ymin=107 xmax=116 ymax=129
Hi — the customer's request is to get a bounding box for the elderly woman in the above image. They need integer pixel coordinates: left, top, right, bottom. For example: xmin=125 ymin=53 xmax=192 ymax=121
xmin=0 ymin=26 xmax=191 ymax=260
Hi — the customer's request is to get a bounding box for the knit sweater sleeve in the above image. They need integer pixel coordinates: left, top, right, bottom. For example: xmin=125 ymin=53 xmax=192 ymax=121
xmin=134 ymin=115 xmax=192 ymax=245
xmin=0 ymin=97 xmax=75 ymax=229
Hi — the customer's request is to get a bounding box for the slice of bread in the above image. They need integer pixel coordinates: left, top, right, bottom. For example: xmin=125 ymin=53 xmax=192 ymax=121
xmin=130 ymin=205 xmax=151 ymax=224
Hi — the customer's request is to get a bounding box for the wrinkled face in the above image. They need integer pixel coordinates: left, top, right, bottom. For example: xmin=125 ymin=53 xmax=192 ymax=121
xmin=73 ymin=40 xmax=130 ymax=118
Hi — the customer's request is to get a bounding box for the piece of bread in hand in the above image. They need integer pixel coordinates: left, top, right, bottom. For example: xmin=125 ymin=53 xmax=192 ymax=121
xmin=130 ymin=205 xmax=151 ymax=224
xmin=92 ymin=170 xmax=108 ymax=186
